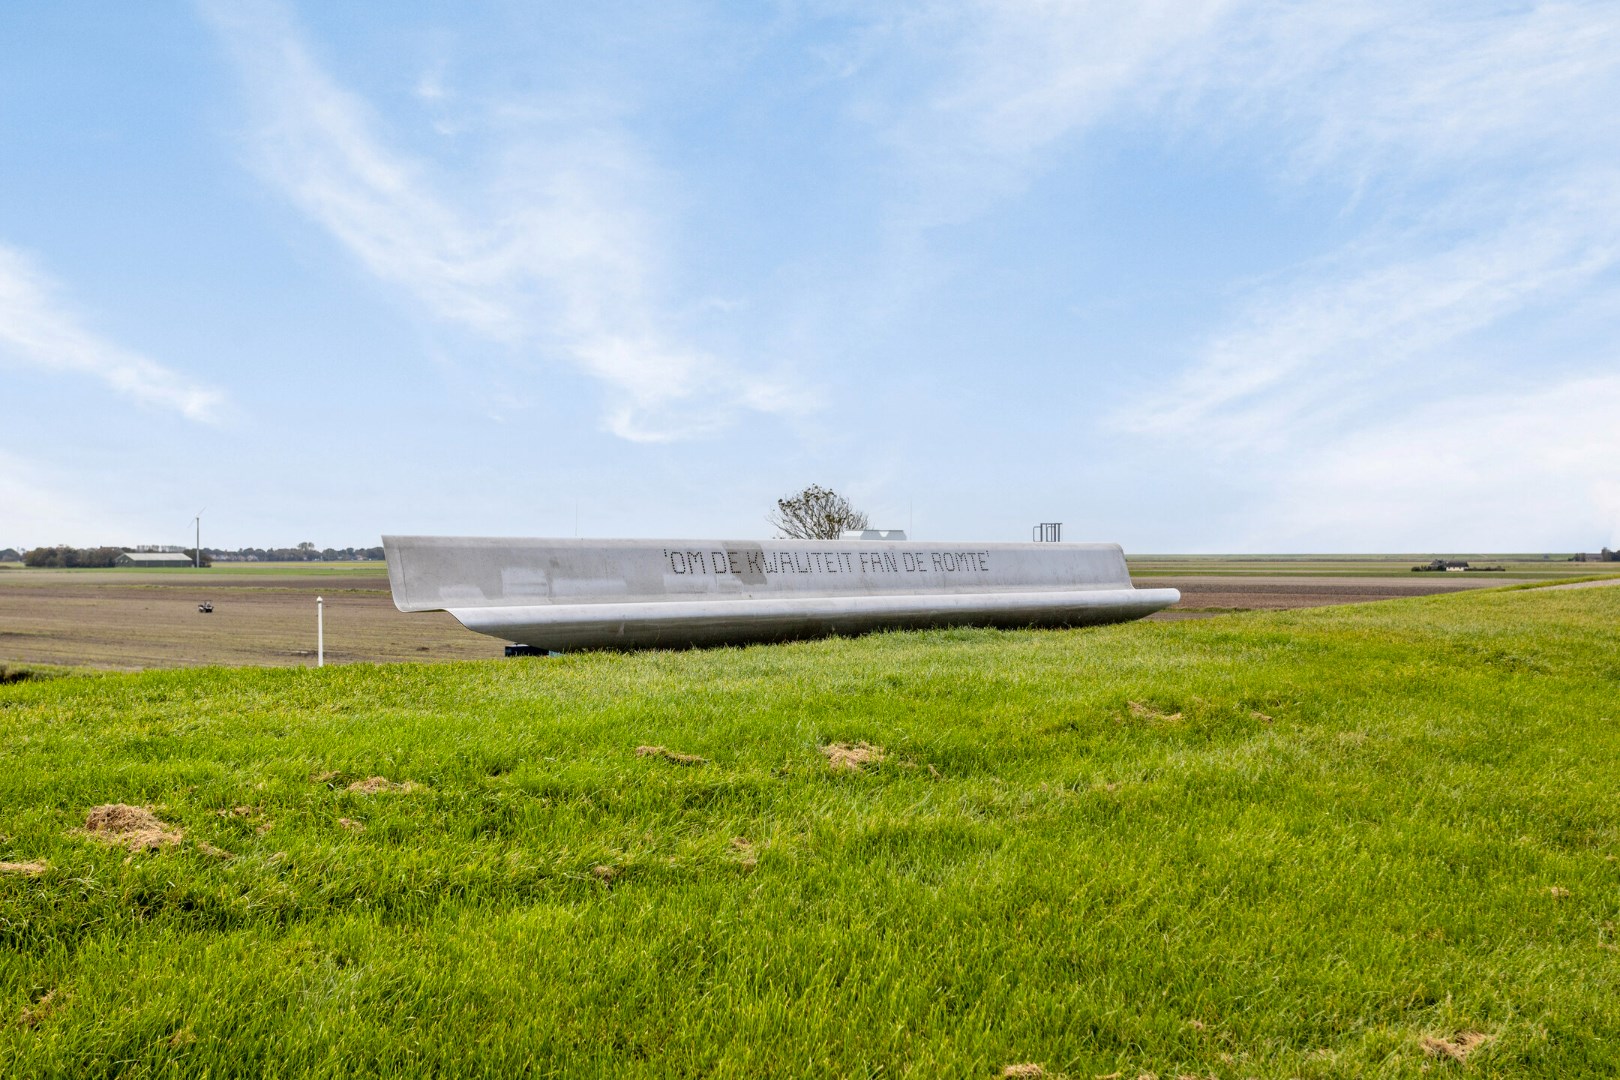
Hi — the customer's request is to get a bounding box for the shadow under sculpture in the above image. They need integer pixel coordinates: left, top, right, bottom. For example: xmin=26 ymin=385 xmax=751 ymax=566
xmin=383 ymin=536 xmax=1180 ymax=652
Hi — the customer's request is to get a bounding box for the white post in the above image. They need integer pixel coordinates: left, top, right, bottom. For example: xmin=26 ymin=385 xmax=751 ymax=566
xmin=316 ymin=596 xmax=324 ymax=667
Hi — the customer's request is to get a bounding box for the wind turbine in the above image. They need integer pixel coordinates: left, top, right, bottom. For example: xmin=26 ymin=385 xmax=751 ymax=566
xmin=194 ymin=508 xmax=206 ymax=568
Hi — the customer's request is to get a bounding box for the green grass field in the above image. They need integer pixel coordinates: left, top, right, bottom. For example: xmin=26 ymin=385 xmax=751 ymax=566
xmin=3 ymin=587 xmax=1618 ymax=1077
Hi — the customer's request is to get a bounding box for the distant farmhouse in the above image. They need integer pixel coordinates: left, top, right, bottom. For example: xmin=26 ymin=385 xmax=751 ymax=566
xmin=114 ymin=552 xmax=197 ymax=568
xmin=1412 ymin=559 xmax=1505 ymax=573
xmin=1571 ymin=548 xmax=1619 ymax=562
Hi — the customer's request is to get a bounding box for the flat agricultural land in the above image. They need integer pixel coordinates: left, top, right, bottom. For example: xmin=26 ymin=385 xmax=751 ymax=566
xmin=1130 ymin=556 xmax=1619 ymax=621
xmin=1126 ymin=553 xmax=1610 ymax=578
xmin=3 ymin=586 xmax=1619 ymax=1076
xmin=1 ymin=556 xmax=1613 ymax=671
xmin=0 ymin=564 xmax=500 ymax=670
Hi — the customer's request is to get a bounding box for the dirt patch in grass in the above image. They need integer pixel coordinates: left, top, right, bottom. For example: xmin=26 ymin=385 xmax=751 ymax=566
xmin=591 ymin=864 xmax=618 ymax=883
xmin=195 ymin=841 xmax=233 ymax=859
xmin=347 ymin=776 xmax=421 ymax=794
xmin=338 ymin=817 xmax=366 ymax=833
xmin=18 ymin=988 xmax=68 ymax=1028
xmin=1127 ymin=700 xmax=1182 ymax=722
xmin=1422 ymin=1031 xmax=1491 ymax=1062
xmin=1001 ymin=1065 xmax=1045 ymax=1078
xmin=82 ymin=804 xmax=182 ymax=851
xmin=0 ymin=860 xmax=48 ymax=876
xmin=635 ymin=745 xmax=707 ymax=765
xmin=215 ymin=804 xmax=259 ymax=818
xmin=822 ymin=742 xmax=885 ymax=771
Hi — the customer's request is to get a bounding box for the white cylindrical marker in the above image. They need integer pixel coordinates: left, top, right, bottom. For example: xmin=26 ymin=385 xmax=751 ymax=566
xmin=317 ymin=596 xmax=324 ymax=667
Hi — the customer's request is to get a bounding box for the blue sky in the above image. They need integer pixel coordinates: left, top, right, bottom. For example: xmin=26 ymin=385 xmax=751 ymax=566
xmin=3 ymin=1 xmax=1617 ymax=552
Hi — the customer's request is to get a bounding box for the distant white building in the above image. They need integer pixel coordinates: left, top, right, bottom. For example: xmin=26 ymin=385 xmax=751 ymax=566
xmin=115 ymin=552 xmax=196 ymax=568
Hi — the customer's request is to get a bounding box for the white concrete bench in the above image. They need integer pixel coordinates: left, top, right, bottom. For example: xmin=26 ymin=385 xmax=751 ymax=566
xmin=383 ymin=536 xmax=1179 ymax=652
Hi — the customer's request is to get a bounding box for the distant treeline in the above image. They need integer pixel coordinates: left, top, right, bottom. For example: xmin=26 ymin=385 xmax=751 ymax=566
xmin=14 ymin=544 xmax=384 ymax=567
xmin=207 ymin=544 xmax=384 ymax=563
xmin=21 ymin=546 xmax=139 ymax=568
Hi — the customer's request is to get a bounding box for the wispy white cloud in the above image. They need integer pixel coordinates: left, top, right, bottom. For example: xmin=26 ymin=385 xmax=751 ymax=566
xmin=201 ymin=0 xmax=797 ymax=441
xmin=1119 ymin=178 xmax=1620 ymax=448
xmin=1206 ymin=1 xmax=1620 ymax=184
xmin=1099 ymin=2 xmax=1620 ymax=448
xmin=882 ymin=2 xmax=1620 ymax=206
xmin=1259 ymin=374 xmax=1620 ymax=551
xmin=0 ymin=449 xmax=134 ymax=545
xmin=861 ymin=2 xmax=1620 ymax=548
xmin=0 ymin=245 xmax=225 ymax=422
xmin=868 ymin=0 xmax=1239 ymax=223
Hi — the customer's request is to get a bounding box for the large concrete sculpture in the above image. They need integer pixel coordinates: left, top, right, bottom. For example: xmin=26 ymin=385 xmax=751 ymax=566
xmin=383 ymin=536 xmax=1179 ymax=652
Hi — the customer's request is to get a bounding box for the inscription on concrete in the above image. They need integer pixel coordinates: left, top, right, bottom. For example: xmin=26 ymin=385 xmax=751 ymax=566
xmin=664 ymin=547 xmax=991 ymax=577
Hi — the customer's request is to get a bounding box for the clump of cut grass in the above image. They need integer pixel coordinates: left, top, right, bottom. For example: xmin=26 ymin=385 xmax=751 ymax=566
xmin=1001 ymin=1063 xmax=1045 ymax=1078
xmin=337 ymin=818 xmax=366 ymax=833
xmin=1422 ymin=1031 xmax=1492 ymax=1062
xmin=0 ymin=664 xmax=38 ymax=685
xmin=80 ymin=804 xmax=181 ymax=851
xmin=0 ymin=860 xmax=48 ymax=876
xmin=821 ymin=742 xmax=884 ymax=771
xmin=17 ymin=989 xmax=68 ymax=1028
xmin=346 ymin=777 xmax=421 ymax=794
xmin=635 ymin=745 xmax=707 ymax=766
xmin=1126 ymin=700 xmax=1182 ymax=722
xmin=194 ymin=842 xmax=233 ymax=860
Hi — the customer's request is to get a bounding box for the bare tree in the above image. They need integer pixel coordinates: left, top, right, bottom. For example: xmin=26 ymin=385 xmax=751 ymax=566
xmin=768 ymin=485 xmax=869 ymax=540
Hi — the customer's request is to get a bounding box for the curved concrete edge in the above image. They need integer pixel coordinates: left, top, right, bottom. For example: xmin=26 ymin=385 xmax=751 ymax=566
xmin=449 ymin=587 xmax=1182 ymax=651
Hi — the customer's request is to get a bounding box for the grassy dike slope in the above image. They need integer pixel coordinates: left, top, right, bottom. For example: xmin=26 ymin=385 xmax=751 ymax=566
xmin=2 ymin=588 xmax=1618 ymax=1078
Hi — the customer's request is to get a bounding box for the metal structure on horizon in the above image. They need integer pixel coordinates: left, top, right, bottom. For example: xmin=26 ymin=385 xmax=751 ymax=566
xmin=383 ymin=535 xmax=1178 ymax=652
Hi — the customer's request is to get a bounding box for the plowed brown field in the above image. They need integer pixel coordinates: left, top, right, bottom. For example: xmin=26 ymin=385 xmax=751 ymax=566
xmin=0 ymin=569 xmax=499 ymax=670
xmin=1143 ymin=573 xmax=1508 ymax=619
xmin=1 ymin=561 xmax=1607 ymax=670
